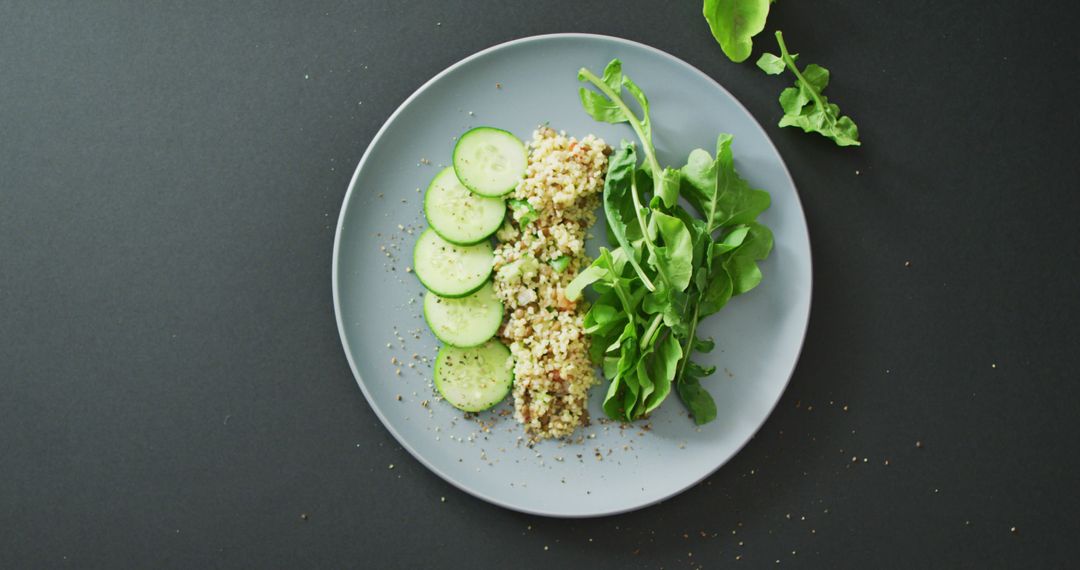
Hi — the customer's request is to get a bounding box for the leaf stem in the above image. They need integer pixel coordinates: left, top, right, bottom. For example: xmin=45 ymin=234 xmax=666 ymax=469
xmin=672 ymin=297 xmax=701 ymax=388
xmin=630 ymin=173 xmax=670 ymax=289
xmin=640 ymin=313 xmax=663 ymax=351
xmin=774 ymin=31 xmax=827 ymax=114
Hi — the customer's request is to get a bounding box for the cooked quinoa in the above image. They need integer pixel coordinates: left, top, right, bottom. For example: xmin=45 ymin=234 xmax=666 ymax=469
xmin=492 ymin=127 xmax=610 ymax=439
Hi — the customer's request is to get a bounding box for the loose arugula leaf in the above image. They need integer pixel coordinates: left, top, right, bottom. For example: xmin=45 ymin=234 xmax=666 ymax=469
xmin=702 ymin=0 xmax=772 ymax=63
xmin=757 ymin=31 xmax=861 ymax=147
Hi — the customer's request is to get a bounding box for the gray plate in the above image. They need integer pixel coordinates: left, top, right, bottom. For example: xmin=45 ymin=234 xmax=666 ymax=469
xmin=332 ymin=34 xmax=812 ymax=517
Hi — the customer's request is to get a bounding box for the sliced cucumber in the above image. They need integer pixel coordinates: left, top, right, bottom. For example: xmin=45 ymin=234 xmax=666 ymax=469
xmin=452 ymin=127 xmax=528 ymax=197
xmin=434 ymin=340 xmax=514 ymax=412
xmin=423 ymin=281 xmax=503 ymax=348
xmin=424 ymin=167 xmax=506 ymax=245
xmin=412 ymin=228 xmax=493 ymax=298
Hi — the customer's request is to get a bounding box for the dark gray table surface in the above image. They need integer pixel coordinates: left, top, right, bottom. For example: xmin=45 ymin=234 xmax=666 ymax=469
xmin=3 ymin=1 xmax=1078 ymax=568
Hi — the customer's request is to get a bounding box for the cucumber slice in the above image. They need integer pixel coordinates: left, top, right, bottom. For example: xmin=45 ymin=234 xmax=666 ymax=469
xmin=434 ymin=340 xmax=514 ymax=412
xmin=424 ymin=167 xmax=506 ymax=245
xmin=412 ymin=228 xmax=493 ymax=298
xmin=452 ymin=127 xmax=527 ymax=197
xmin=423 ymin=281 xmax=503 ymax=348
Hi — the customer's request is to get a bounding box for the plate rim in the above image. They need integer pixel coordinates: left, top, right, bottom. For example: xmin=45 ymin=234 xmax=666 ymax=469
xmin=332 ymin=32 xmax=813 ymax=518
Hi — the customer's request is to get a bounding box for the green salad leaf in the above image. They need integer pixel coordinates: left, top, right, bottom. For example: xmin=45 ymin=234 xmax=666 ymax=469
xmin=570 ymin=59 xmax=774 ymax=425
xmin=702 ymin=0 xmax=772 ymax=63
xmin=757 ymin=31 xmax=861 ymax=146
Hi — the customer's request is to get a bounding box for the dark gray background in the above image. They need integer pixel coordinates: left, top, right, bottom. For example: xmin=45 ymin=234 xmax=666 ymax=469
xmin=2 ymin=1 xmax=1077 ymax=568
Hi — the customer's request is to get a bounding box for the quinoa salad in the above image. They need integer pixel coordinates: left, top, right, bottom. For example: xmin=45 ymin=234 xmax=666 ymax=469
xmin=492 ymin=127 xmax=611 ymax=439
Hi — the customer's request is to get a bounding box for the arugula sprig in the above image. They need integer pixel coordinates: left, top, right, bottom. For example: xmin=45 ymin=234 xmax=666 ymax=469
xmin=757 ymin=31 xmax=861 ymax=146
xmin=570 ymin=60 xmax=773 ymax=425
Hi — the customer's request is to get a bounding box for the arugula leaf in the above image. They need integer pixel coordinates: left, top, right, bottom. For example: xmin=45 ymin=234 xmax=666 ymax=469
xmin=645 ymin=331 xmax=681 ymax=413
xmin=680 ymin=135 xmax=770 ymax=234
xmin=757 ymin=31 xmax=861 ymax=147
xmin=677 ymin=367 xmax=718 ymax=425
xmin=755 ymin=51 xmax=788 ymax=75
xmin=698 ymin=266 xmax=733 ymax=318
xmin=601 ymin=144 xmax=655 ymax=291
xmin=702 ymin=0 xmax=772 ymax=63
xmin=650 ymin=211 xmax=693 ymax=292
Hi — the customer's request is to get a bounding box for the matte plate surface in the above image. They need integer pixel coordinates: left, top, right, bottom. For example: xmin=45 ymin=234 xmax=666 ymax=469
xmin=333 ymin=34 xmax=811 ymax=517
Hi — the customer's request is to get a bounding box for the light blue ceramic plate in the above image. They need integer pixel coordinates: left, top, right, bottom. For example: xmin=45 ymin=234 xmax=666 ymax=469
xmin=333 ymin=34 xmax=811 ymax=517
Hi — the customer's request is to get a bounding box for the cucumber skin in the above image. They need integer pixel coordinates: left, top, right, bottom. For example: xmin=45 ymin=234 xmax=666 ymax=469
xmin=411 ymin=230 xmax=492 ymax=299
xmin=422 ymin=285 xmax=503 ymax=348
xmin=452 ymin=127 xmax=527 ymax=198
xmin=433 ymin=341 xmax=514 ymax=412
xmin=422 ymin=174 xmax=506 ymax=246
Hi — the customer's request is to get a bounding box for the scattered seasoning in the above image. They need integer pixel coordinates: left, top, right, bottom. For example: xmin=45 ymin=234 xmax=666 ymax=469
xmin=904 ymin=260 xmax=912 ymax=267
xmin=440 ymin=496 xmax=446 ymax=503
xmin=388 ymin=464 xmax=395 ymax=469
xmin=300 ymin=513 xmax=309 ymax=521
xmin=1010 ymin=526 xmax=1018 ymax=535
xmin=842 ymin=404 xmax=849 ymax=412
xmin=396 ymin=394 xmax=402 ymax=401
xmin=916 ymin=440 xmax=923 ymax=448
xmin=496 ymin=82 xmax=502 ymax=89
